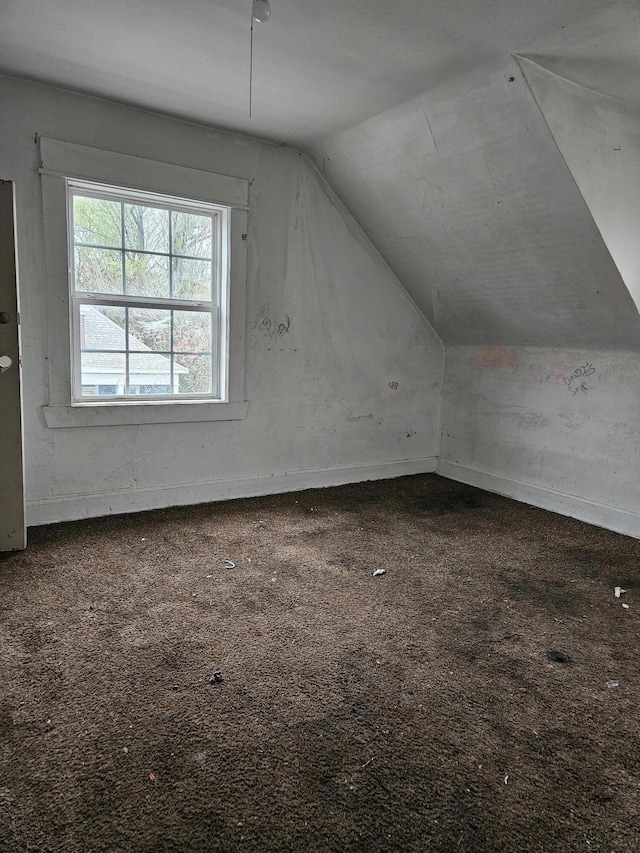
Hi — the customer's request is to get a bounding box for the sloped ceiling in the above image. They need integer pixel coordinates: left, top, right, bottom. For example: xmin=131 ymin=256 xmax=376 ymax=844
xmin=307 ymin=2 xmax=640 ymax=347
xmin=2 ymin=0 xmax=639 ymax=347
xmin=517 ymin=56 xmax=640 ymax=312
xmin=308 ymin=64 xmax=640 ymax=347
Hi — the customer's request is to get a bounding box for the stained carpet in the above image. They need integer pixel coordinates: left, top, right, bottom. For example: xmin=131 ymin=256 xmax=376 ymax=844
xmin=0 ymin=474 xmax=638 ymax=852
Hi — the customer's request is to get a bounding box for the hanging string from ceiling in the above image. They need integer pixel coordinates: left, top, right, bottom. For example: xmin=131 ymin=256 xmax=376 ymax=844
xmin=249 ymin=0 xmax=272 ymax=117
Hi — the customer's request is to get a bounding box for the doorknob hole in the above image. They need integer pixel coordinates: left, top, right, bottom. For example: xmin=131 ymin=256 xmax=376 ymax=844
xmin=0 ymin=312 xmax=10 ymax=324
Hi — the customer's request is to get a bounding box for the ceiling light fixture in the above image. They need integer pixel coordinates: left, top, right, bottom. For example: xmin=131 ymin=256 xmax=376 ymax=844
xmin=252 ymin=0 xmax=271 ymax=23
xmin=249 ymin=0 xmax=272 ymax=117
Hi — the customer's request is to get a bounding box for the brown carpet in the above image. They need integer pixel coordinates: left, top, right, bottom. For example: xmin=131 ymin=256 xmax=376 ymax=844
xmin=0 ymin=474 xmax=638 ymax=853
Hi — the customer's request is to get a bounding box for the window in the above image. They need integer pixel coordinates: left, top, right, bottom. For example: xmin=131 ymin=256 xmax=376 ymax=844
xmin=39 ymin=138 xmax=249 ymax=427
xmin=69 ymin=181 xmax=227 ymax=402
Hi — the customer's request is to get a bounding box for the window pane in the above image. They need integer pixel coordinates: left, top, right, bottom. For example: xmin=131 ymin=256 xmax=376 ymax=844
xmin=173 ymin=311 xmax=212 ymax=353
xmin=172 ymin=258 xmax=212 ymax=301
xmin=172 ymin=211 xmax=213 ymax=259
xmin=73 ymin=196 xmax=122 ymax=247
xmin=128 ymin=307 xmax=171 ymax=352
xmin=69 ymin=182 xmax=227 ymax=403
xmin=124 ymin=204 xmax=169 ymax=253
xmin=129 ymin=353 xmax=173 ymax=394
xmin=75 ymin=247 xmax=123 ymax=294
xmin=174 ymin=354 xmax=212 ymax=395
xmin=125 ymin=252 xmax=170 ymax=298
xmin=80 ymin=304 xmax=126 ymax=350
xmin=80 ymin=351 xmax=125 ymax=396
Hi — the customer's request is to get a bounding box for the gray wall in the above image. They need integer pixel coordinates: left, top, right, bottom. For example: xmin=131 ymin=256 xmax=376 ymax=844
xmin=3 ymin=42 xmax=640 ymax=537
xmin=310 ymin=54 xmax=640 ymax=537
xmin=0 ymin=75 xmax=443 ymax=524
xmin=439 ymin=346 xmax=640 ymax=537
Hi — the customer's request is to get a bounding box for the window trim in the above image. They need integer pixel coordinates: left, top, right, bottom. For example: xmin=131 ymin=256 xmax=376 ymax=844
xmin=39 ymin=138 xmax=249 ymax=427
xmin=68 ymin=180 xmax=226 ymax=403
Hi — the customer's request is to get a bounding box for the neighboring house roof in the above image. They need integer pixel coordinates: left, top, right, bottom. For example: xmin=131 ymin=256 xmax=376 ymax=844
xmin=81 ymin=306 xmax=188 ymax=376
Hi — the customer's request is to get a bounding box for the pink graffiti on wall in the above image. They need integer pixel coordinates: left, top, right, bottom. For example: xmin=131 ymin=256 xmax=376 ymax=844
xmin=529 ymin=362 xmax=565 ymax=385
xmin=473 ymin=346 xmax=521 ymax=369
xmin=528 ymin=360 xmax=597 ymax=391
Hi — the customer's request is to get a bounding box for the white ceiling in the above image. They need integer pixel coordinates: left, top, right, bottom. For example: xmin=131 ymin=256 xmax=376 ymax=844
xmin=1 ymin=0 xmax=633 ymax=146
xmin=2 ymin=0 xmax=639 ymax=348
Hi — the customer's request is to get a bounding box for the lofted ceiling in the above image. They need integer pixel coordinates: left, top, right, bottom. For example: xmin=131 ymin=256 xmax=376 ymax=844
xmin=0 ymin=0 xmax=635 ymax=147
xmin=2 ymin=0 xmax=639 ymax=348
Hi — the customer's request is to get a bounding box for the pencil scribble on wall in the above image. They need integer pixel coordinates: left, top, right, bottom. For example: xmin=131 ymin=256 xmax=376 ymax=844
xmin=563 ymin=362 xmax=596 ymax=396
xmin=251 ymin=306 xmax=292 ymax=343
xmin=529 ymin=359 xmax=597 ymax=395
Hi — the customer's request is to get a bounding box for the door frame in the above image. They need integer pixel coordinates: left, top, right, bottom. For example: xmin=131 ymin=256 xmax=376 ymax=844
xmin=0 ymin=179 xmax=26 ymax=551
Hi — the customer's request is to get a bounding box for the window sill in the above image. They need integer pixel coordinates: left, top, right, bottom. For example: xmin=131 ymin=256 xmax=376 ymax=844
xmin=42 ymin=400 xmax=249 ymax=428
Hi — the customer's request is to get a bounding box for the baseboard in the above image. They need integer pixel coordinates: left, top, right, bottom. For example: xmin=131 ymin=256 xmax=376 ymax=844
xmin=436 ymin=460 xmax=640 ymax=539
xmin=27 ymin=456 xmax=438 ymax=526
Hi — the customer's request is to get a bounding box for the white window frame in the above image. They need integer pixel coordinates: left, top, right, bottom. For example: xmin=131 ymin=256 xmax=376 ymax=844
xmin=39 ymin=138 xmax=249 ymax=427
xmin=68 ymin=180 xmax=227 ymax=403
